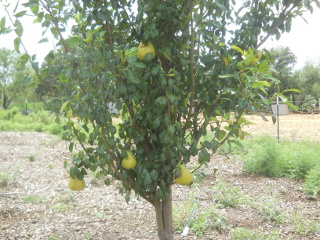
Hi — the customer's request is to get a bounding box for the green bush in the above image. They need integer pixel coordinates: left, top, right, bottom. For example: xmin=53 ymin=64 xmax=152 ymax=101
xmin=0 ymin=106 xmax=20 ymax=120
xmin=303 ymin=163 xmax=320 ymax=197
xmin=239 ymin=136 xmax=320 ymax=180
xmin=0 ymin=108 xmax=63 ymax=136
xmin=242 ymin=136 xmax=283 ymax=177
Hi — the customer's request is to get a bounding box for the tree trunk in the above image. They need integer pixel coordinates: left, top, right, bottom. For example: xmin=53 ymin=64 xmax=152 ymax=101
xmin=154 ymin=186 xmax=174 ymax=240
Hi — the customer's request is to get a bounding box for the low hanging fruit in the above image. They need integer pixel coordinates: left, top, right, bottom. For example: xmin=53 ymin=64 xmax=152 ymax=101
xmin=69 ymin=176 xmax=85 ymax=191
xmin=174 ymin=164 xmax=193 ymax=186
xmin=121 ymin=150 xmax=137 ymax=169
xmin=137 ymin=40 xmax=156 ymax=61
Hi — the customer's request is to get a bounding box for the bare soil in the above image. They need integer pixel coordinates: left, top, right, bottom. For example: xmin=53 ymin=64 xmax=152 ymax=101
xmin=0 ymin=114 xmax=320 ymax=240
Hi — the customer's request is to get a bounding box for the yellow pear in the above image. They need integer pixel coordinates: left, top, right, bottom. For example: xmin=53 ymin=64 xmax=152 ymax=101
xmin=174 ymin=164 xmax=193 ymax=186
xmin=137 ymin=41 xmax=156 ymax=61
xmin=121 ymin=150 xmax=137 ymax=169
xmin=69 ymin=176 xmax=85 ymax=191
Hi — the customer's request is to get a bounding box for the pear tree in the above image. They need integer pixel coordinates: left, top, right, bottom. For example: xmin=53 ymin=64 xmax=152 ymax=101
xmin=3 ymin=0 xmax=319 ymax=239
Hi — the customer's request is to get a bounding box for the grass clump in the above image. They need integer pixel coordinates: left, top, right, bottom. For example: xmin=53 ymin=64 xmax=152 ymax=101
xmin=231 ymin=227 xmax=280 ymax=240
xmin=211 ymin=178 xmax=246 ymax=208
xmin=23 ymin=195 xmax=44 ymax=204
xmin=191 ymin=206 xmax=227 ymax=235
xmin=0 ymin=173 xmax=10 ymax=187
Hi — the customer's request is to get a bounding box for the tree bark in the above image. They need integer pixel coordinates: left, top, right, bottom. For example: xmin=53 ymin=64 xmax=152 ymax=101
xmin=154 ymin=186 xmax=174 ymax=240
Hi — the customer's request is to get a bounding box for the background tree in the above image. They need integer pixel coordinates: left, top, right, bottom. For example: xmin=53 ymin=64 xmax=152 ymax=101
xmin=3 ymin=0 xmax=319 ymax=239
xmin=293 ymin=60 xmax=320 ymax=110
xmin=267 ymin=46 xmax=298 ymax=100
xmin=0 ymin=47 xmax=32 ymax=109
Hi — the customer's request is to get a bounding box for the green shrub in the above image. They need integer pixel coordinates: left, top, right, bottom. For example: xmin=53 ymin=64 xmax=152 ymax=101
xmin=304 ymin=163 xmax=320 ymax=197
xmin=285 ymin=141 xmax=320 ymax=179
xmin=0 ymin=106 xmax=20 ymax=120
xmin=239 ymin=136 xmax=320 ymax=180
xmin=242 ymin=136 xmax=283 ymax=177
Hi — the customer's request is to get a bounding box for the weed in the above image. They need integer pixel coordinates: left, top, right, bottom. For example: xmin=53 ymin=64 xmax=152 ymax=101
xmin=23 ymin=195 xmax=44 ymax=203
xmin=257 ymin=196 xmax=284 ymax=225
xmin=51 ymin=203 xmax=73 ymax=212
xmin=172 ymin=199 xmax=193 ymax=232
xmin=48 ymin=231 xmax=61 ymax=240
xmin=290 ymin=212 xmax=318 ymax=236
xmin=57 ymin=192 xmax=75 ymax=204
xmin=191 ymin=206 xmax=227 ymax=236
xmin=28 ymin=153 xmax=36 ymax=162
xmin=211 ymin=178 xmax=247 ymax=208
xmin=231 ymin=227 xmax=280 ymax=240
xmin=0 ymin=173 xmax=10 ymax=187
xmin=50 ymin=192 xmax=74 ymax=212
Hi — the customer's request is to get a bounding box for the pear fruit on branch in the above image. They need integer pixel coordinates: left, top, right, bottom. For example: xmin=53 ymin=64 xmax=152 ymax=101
xmin=122 ymin=150 xmax=137 ymax=169
xmin=174 ymin=164 xmax=193 ymax=186
xmin=69 ymin=176 xmax=85 ymax=191
xmin=137 ymin=40 xmax=156 ymax=61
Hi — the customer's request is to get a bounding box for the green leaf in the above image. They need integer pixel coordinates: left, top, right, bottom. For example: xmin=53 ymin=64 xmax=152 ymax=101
xmin=63 ymin=160 xmax=68 ymax=169
xmin=198 ymin=149 xmax=210 ymax=164
xmin=272 ymin=114 xmax=277 ymax=124
xmin=0 ymin=17 xmax=5 ymax=29
xmin=264 ymin=75 xmax=280 ymax=83
xmin=151 ymin=65 xmax=160 ymax=75
xmin=282 ymin=88 xmax=301 ymax=93
xmin=252 ymin=81 xmax=271 ymax=88
xmin=150 ymin=169 xmax=158 ymax=181
xmin=30 ymin=4 xmax=39 ymax=15
xmin=13 ymin=0 xmax=19 ymax=14
xmin=217 ymin=130 xmax=226 ymax=141
xmin=142 ymin=169 xmax=152 ymax=186
xmin=38 ymin=38 xmax=48 ymax=43
xmin=134 ymin=61 xmax=146 ymax=69
xmin=66 ymin=109 xmax=73 ymax=118
xmin=60 ymin=100 xmax=70 ymax=113
xmin=218 ymin=74 xmax=237 ymax=79
xmin=155 ymin=96 xmax=167 ymax=106
xmin=59 ymin=74 xmax=69 ymax=83
xmin=125 ymin=47 xmax=138 ymax=57
xmin=70 ymin=166 xmax=80 ymax=178
xmin=69 ymin=142 xmax=74 ymax=152
xmin=287 ymin=102 xmax=298 ymax=111
xmin=79 ymin=132 xmax=87 ymax=143
xmin=65 ymin=36 xmax=83 ymax=48
xmin=231 ymin=45 xmax=244 ymax=55
xmin=14 ymin=11 xmax=27 ymax=18
xmin=260 ymin=115 xmax=268 ymax=121
xmin=85 ymin=26 xmax=102 ymax=40
xmin=14 ymin=19 xmax=23 ymax=37
xmin=238 ymin=98 xmax=247 ymax=110
xmin=14 ymin=37 xmax=20 ymax=53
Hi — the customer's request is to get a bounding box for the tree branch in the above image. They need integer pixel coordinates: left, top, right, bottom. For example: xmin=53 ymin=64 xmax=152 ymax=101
xmin=184 ymin=8 xmax=196 ymax=131
xmin=257 ymin=3 xmax=299 ymax=48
